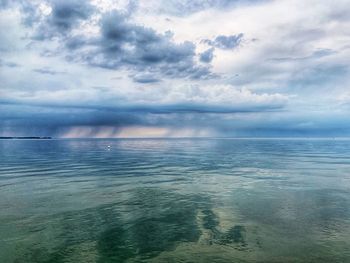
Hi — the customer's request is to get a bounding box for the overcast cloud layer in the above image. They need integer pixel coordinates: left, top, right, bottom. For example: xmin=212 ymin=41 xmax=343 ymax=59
xmin=1 ymin=0 xmax=350 ymax=137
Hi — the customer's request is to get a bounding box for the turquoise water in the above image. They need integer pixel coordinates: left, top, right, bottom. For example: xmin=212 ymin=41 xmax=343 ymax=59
xmin=1 ymin=138 xmax=350 ymax=262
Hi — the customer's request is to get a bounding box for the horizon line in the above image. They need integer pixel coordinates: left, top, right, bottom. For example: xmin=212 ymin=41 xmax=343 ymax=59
xmin=2 ymin=136 xmax=350 ymax=140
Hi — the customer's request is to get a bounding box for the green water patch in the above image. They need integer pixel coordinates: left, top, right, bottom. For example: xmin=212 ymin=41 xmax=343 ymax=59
xmin=199 ymin=209 xmax=248 ymax=246
xmin=97 ymin=226 xmax=134 ymax=263
xmin=219 ymin=225 xmax=247 ymax=246
xmin=6 ymin=185 xmax=350 ymax=262
xmin=9 ymin=188 xmax=210 ymax=263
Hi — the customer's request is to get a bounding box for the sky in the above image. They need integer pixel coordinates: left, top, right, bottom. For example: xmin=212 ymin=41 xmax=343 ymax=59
xmin=1 ymin=0 xmax=350 ymax=138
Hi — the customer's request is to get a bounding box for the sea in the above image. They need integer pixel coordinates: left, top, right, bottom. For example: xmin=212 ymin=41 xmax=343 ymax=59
xmin=0 ymin=138 xmax=350 ymax=262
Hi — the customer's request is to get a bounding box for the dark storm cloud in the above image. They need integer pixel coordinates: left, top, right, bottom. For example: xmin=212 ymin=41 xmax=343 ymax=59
xmin=64 ymin=11 xmax=213 ymax=79
xmin=1 ymin=0 xmax=94 ymax=32
xmin=33 ymin=0 xmax=95 ymax=40
xmin=65 ymin=35 xmax=91 ymax=50
xmin=3 ymin=2 xmax=213 ymax=80
xmin=0 ymin=99 xmax=286 ymax=137
xmin=0 ymin=96 xmax=286 ymax=117
xmin=48 ymin=0 xmax=94 ymax=30
xmin=203 ymin=34 xmax=244 ymax=49
xmin=3 ymin=100 xmax=350 ymax=138
xmin=0 ymin=103 xmax=146 ymax=137
xmin=200 ymin=47 xmax=215 ymax=63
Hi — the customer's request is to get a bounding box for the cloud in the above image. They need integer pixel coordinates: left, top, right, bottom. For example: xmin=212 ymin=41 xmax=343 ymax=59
xmin=33 ymin=67 xmax=66 ymax=75
xmin=63 ymin=10 xmax=213 ymax=79
xmin=32 ymin=0 xmax=95 ymax=40
xmin=289 ymin=64 xmax=349 ymax=88
xmin=4 ymin=1 xmax=214 ymax=81
xmin=202 ymin=34 xmax=243 ymax=49
xmin=0 ymin=1 xmax=44 ymax=27
xmin=154 ymin=84 xmax=288 ymax=109
xmin=3 ymin=99 xmax=348 ymax=138
xmin=200 ymin=47 xmax=215 ymax=63
xmin=2 ymin=0 xmax=350 ymax=137
xmin=131 ymin=73 xmax=161 ymax=83
xmin=0 ymin=8 xmax=25 ymax=52
xmin=149 ymin=0 xmax=269 ymax=16
xmin=268 ymin=48 xmax=337 ymax=62
xmin=0 ymin=59 xmax=20 ymax=68
xmin=0 ymin=0 xmax=9 ymax=9
xmin=0 ymin=84 xmax=288 ymax=114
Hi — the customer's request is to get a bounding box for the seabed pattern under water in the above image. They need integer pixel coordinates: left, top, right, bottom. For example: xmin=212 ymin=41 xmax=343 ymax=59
xmin=1 ymin=139 xmax=350 ymax=262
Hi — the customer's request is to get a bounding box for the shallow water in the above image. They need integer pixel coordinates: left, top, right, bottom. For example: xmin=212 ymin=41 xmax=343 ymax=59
xmin=1 ymin=138 xmax=350 ymax=262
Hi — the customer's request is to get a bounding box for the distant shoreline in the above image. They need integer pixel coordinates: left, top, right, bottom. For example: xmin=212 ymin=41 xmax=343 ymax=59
xmin=0 ymin=137 xmax=52 ymax=139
